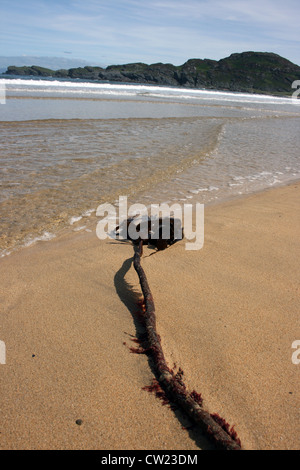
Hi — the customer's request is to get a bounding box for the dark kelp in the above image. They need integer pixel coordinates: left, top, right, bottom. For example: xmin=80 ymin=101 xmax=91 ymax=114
xmin=132 ymin=240 xmax=242 ymax=450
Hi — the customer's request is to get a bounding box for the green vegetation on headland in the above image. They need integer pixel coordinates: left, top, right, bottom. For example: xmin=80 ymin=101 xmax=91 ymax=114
xmin=4 ymin=51 xmax=300 ymax=95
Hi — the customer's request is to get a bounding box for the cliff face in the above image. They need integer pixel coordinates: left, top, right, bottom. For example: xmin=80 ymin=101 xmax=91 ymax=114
xmin=4 ymin=52 xmax=300 ymax=95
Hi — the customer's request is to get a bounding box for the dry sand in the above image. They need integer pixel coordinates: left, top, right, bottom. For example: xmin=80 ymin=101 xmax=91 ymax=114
xmin=0 ymin=182 xmax=299 ymax=450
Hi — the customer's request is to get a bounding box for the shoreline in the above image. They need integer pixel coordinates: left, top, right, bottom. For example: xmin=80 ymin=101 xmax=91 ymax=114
xmin=0 ymin=176 xmax=300 ymax=260
xmin=0 ymin=181 xmax=299 ymax=450
xmin=2 ymin=176 xmax=300 ymax=261
xmin=0 ymin=73 xmax=296 ymax=99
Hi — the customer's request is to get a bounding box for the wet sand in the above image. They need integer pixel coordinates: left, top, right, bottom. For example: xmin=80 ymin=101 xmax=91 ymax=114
xmin=0 ymin=182 xmax=299 ymax=450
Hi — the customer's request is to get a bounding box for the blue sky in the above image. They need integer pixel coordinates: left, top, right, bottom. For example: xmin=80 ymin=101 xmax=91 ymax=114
xmin=1 ymin=0 xmax=299 ymax=66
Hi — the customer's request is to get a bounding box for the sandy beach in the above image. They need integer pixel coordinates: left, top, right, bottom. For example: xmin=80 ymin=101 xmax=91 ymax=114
xmin=0 ymin=181 xmax=299 ymax=450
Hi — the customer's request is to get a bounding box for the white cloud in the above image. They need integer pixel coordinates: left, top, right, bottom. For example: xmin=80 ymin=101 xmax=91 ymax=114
xmin=1 ymin=0 xmax=299 ymax=65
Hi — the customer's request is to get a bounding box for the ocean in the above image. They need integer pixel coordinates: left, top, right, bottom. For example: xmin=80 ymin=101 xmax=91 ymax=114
xmin=0 ymin=77 xmax=300 ymax=256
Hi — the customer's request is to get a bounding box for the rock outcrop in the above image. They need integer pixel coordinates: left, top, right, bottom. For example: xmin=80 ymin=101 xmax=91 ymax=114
xmin=4 ymin=51 xmax=300 ymax=95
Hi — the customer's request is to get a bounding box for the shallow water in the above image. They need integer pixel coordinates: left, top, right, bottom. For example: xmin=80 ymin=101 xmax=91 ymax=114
xmin=1 ymin=78 xmax=300 ymax=255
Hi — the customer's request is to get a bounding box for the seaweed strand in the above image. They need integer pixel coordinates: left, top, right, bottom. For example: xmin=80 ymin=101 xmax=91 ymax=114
xmin=133 ymin=240 xmax=242 ymax=451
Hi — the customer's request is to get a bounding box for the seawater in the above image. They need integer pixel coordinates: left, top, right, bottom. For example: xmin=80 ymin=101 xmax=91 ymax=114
xmin=0 ymin=78 xmax=300 ymax=256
